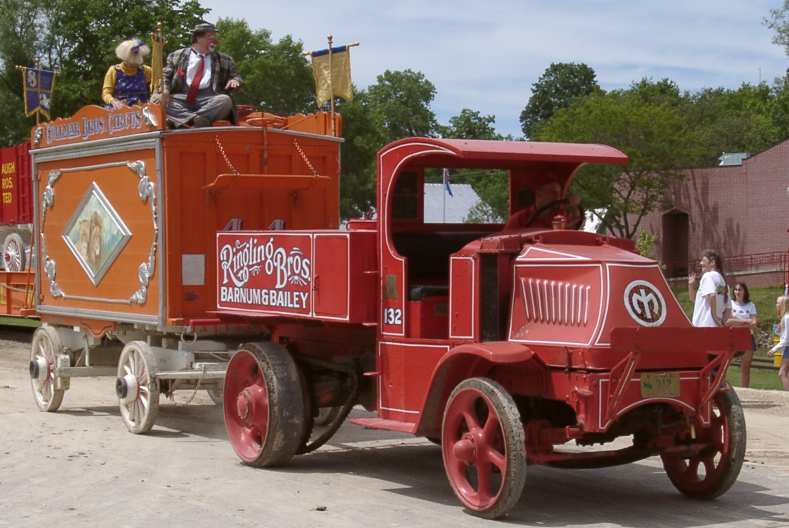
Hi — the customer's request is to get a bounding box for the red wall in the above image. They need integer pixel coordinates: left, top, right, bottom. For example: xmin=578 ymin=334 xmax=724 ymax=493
xmin=0 ymin=143 xmax=33 ymax=225
xmin=633 ymin=140 xmax=789 ymax=284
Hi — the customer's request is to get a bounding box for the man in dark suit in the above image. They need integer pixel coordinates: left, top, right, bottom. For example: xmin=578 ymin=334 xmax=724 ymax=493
xmin=161 ymin=22 xmax=243 ymax=128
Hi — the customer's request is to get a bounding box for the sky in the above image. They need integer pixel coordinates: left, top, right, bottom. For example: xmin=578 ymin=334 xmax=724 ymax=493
xmin=200 ymin=0 xmax=788 ymax=138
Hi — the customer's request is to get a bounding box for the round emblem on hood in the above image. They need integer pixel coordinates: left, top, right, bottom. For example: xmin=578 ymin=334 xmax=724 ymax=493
xmin=623 ymin=280 xmax=667 ymax=327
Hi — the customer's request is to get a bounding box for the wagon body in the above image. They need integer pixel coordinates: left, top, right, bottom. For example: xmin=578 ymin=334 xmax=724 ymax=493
xmin=26 ymin=103 xmax=344 ymax=433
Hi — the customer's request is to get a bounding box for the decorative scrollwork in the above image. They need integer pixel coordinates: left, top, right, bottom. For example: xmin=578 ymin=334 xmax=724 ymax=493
xmin=141 ymin=106 xmax=158 ymax=128
xmin=128 ymin=160 xmax=158 ymax=305
xmin=43 ymin=258 xmax=63 ymax=298
xmin=39 ymin=160 xmax=158 ymax=306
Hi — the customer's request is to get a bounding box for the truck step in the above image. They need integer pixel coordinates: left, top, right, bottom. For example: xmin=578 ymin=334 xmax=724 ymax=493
xmin=350 ymin=417 xmax=416 ymax=434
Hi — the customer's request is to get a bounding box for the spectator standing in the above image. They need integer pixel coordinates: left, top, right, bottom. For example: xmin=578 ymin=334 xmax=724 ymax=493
xmin=770 ymin=295 xmax=789 ymax=390
xmin=688 ymin=250 xmax=727 ymax=328
xmin=725 ymin=282 xmax=758 ymax=387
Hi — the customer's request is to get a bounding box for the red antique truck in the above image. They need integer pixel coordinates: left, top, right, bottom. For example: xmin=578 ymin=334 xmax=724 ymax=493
xmin=218 ymin=138 xmax=750 ymax=519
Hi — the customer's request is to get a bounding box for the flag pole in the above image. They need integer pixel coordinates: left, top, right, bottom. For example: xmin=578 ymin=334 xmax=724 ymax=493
xmin=327 ymin=34 xmax=335 ymax=136
xmin=34 ymin=61 xmax=41 ymax=126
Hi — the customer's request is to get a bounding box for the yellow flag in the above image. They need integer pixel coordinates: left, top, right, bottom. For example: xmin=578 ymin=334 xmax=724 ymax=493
xmin=150 ymin=24 xmax=165 ymax=94
xmin=311 ymin=46 xmax=352 ymax=107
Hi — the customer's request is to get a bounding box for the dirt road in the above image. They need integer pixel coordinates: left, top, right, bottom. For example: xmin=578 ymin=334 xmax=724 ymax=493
xmin=1 ymin=328 xmax=788 ymax=527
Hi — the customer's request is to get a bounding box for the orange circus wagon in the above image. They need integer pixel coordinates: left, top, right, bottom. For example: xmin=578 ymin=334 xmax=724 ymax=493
xmin=26 ymin=103 xmax=342 ymax=433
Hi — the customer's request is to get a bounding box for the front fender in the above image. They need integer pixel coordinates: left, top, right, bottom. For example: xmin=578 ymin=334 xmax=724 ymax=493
xmin=414 ymin=341 xmax=538 ymax=436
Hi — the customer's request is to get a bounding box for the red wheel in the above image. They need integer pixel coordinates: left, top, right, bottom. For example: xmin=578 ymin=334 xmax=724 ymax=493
xmin=441 ymin=378 xmax=526 ymax=519
xmin=661 ymin=386 xmax=746 ymax=499
xmin=223 ymin=342 xmax=306 ymax=467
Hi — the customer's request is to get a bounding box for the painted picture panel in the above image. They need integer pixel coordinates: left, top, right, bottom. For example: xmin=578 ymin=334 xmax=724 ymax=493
xmin=62 ymin=182 xmax=131 ymax=285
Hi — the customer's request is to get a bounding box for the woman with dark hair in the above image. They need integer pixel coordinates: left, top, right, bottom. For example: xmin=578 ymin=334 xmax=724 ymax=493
xmin=726 ymin=282 xmax=758 ymax=387
xmin=688 ymin=249 xmax=727 ymax=327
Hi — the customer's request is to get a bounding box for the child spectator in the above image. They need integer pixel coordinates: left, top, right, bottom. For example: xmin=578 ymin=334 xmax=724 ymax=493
xmin=725 ymin=282 xmax=757 ymax=387
xmin=769 ymin=295 xmax=789 ymax=390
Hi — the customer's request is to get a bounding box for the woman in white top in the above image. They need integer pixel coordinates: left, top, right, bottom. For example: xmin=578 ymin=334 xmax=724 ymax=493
xmin=688 ymin=250 xmax=727 ymax=328
xmin=725 ymin=282 xmax=757 ymax=387
xmin=770 ymin=295 xmax=789 ymax=390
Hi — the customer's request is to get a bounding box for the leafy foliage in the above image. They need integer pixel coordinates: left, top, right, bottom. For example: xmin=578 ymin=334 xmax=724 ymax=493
xmin=216 ymin=18 xmax=313 ymax=114
xmin=519 ymin=62 xmax=600 ymax=138
xmin=535 ymin=80 xmax=693 ymax=239
xmin=337 ymin=89 xmax=383 ymax=218
xmin=765 ymin=0 xmax=789 ymax=56
xmin=367 ymin=69 xmax=437 ymax=142
xmin=0 ymin=0 xmax=208 ymax=145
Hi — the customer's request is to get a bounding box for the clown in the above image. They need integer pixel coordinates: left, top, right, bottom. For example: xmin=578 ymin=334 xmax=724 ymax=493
xmin=102 ymin=38 xmax=152 ymax=109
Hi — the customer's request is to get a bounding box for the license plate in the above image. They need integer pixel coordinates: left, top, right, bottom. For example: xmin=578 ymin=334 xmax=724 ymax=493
xmin=640 ymin=372 xmax=680 ymax=398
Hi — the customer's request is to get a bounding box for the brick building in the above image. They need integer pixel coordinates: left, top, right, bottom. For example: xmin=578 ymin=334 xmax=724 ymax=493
xmin=635 ymin=140 xmax=789 ymax=287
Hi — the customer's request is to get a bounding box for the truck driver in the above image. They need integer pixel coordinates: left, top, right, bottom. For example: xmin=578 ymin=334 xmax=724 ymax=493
xmin=161 ymin=22 xmax=243 ymax=128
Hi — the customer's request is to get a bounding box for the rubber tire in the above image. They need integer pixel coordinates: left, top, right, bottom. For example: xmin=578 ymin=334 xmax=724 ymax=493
xmin=223 ymin=342 xmax=307 ymax=467
xmin=30 ymin=326 xmax=65 ymax=412
xmin=441 ymin=377 xmax=526 ymax=519
xmin=117 ymin=341 xmax=160 ymax=434
xmin=661 ymin=385 xmax=746 ymax=499
xmin=3 ymin=233 xmax=26 ymax=272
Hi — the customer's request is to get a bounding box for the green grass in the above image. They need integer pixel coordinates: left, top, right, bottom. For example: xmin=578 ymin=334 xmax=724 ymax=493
xmin=673 ymin=284 xmax=785 ymax=390
xmin=726 ymin=365 xmax=784 ymax=391
xmin=0 ymin=315 xmax=39 ymax=328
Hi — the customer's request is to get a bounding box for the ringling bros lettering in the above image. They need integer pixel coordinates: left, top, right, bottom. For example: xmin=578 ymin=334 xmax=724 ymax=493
xmin=217 ymin=233 xmax=312 ymax=315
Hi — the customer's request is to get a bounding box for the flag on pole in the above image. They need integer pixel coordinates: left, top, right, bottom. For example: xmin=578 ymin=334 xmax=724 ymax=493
xmin=442 ymin=168 xmax=453 ymax=197
xmin=20 ymin=66 xmax=56 ymax=119
xmin=150 ymin=23 xmax=165 ymax=96
xmin=310 ymin=45 xmax=353 ymax=107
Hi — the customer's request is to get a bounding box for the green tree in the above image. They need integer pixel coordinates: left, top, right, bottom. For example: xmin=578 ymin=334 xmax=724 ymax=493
xmin=0 ymin=0 xmax=208 ymax=146
xmin=520 ymin=62 xmax=600 ymax=138
xmin=766 ymin=0 xmax=789 ymax=56
xmin=337 ymin=89 xmax=383 ymax=218
xmin=687 ymin=83 xmax=781 ymax=165
xmin=536 ymin=82 xmax=694 ymax=239
xmin=216 ymin=18 xmax=313 ymax=114
xmin=437 ymin=108 xmax=508 ymax=222
xmin=366 ymin=69 xmax=437 ymax=142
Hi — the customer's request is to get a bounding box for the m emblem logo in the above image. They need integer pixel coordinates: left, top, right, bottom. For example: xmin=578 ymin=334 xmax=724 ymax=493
xmin=623 ymin=280 xmax=667 ymax=327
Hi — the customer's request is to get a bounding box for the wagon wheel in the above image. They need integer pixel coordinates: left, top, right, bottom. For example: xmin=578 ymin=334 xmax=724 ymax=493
xmin=3 ymin=233 xmax=26 ymax=272
xmin=661 ymin=385 xmax=746 ymax=499
xmin=29 ymin=326 xmax=65 ymax=412
xmin=116 ymin=341 xmax=160 ymax=434
xmin=223 ymin=342 xmax=307 ymax=467
xmin=441 ymin=378 xmax=526 ymax=519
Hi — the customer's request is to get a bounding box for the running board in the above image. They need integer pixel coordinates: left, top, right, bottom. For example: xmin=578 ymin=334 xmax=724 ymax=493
xmin=350 ymin=417 xmax=417 ymax=434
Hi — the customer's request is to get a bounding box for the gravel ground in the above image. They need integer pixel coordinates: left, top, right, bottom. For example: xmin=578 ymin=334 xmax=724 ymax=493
xmin=2 ymin=327 xmax=789 ymax=528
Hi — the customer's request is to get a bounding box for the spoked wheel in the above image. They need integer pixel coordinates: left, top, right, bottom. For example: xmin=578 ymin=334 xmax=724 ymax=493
xmin=116 ymin=341 xmax=160 ymax=434
xmin=223 ymin=342 xmax=306 ymax=467
xmin=661 ymin=385 xmax=746 ymax=499
xmin=29 ymin=326 xmax=65 ymax=412
xmin=441 ymin=378 xmax=526 ymax=519
xmin=3 ymin=233 xmax=26 ymax=272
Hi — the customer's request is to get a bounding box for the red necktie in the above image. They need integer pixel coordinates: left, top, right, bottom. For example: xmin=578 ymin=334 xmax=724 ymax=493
xmin=186 ymin=54 xmax=205 ymax=104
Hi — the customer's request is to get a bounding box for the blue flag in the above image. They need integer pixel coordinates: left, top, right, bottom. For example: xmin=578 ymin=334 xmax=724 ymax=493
xmin=22 ymin=67 xmax=56 ymax=119
xmin=442 ymin=168 xmax=453 ymax=197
